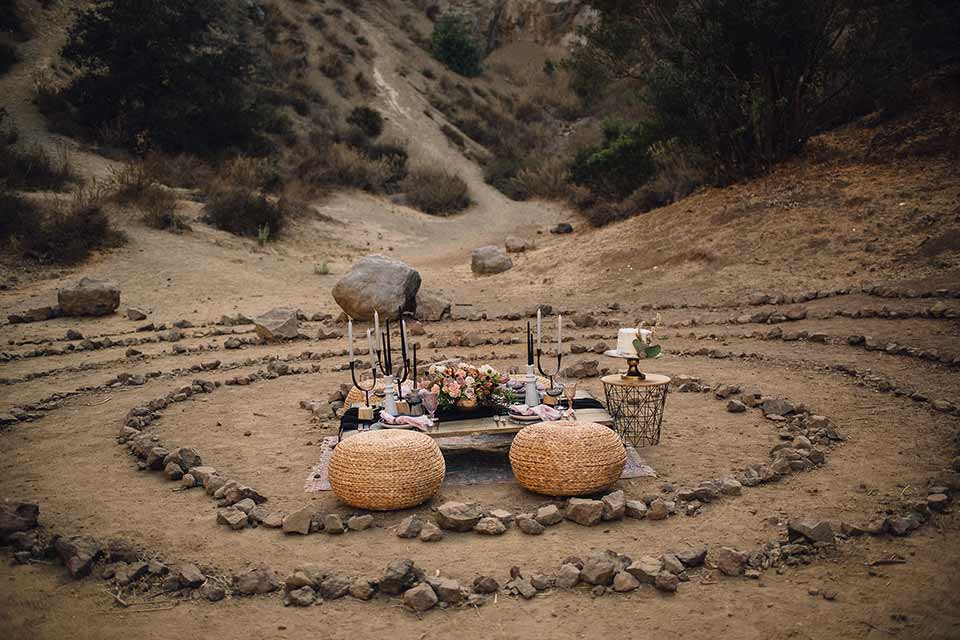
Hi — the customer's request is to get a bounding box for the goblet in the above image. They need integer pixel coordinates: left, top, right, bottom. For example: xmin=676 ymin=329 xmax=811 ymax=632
xmin=420 ymin=390 xmax=439 ymax=420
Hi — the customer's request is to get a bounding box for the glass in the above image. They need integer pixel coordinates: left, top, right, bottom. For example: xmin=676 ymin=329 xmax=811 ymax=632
xmin=420 ymin=391 xmax=439 ymax=419
xmin=563 ymin=380 xmax=578 ymax=419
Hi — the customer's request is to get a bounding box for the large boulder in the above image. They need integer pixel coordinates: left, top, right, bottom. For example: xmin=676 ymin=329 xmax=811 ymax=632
xmin=332 ymin=255 xmax=421 ymax=320
xmin=254 ymin=308 xmax=300 ymax=341
xmin=58 ymin=278 xmax=120 ymax=316
xmin=415 ymin=290 xmax=451 ymax=322
xmin=471 ymin=246 xmax=513 ymax=275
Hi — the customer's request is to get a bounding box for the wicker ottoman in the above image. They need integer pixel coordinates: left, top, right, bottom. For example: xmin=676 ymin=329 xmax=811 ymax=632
xmin=509 ymin=422 xmax=626 ymax=496
xmin=329 ymin=430 xmax=445 ymax=510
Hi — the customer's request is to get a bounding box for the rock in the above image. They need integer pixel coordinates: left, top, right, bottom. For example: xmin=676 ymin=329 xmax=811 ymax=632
xmin=516 ymin=516 xmax=545 ymax=535
xmin=661 ymin=553 xmax=684 ymax=575
xmin=319 ymin=575 xmax=352 ymax=600
xmin=403 ymin=583 xmax=437 ymax=611
xmin=474 ymin=516 xmax=507 ymax=535
xmin=217 ymin=507 xmax=248 ymax=530
xmin=347 ymin=514 xmax=374 ymax=531
xmin=555 ymin=563 xmax=581 ymax=588
xmin=163 ymin=462 xmax=183 ymax=481
xmin=285 ymin=564 xmax=324 ymax=591
xmin=234 ymin=566 xmax=280 ymax=595
xmin=720 ymin=478 xmax=742 ymax=496
xmin=286 ymin=586 xmax=316 ymax=607
xmin=535 ymin=504 xmax=563 ymax=526
xmin=927 ymin=494 xmax=949 ymax=512
xmin=350 ymin=578 xmax=376 ymax=600
xmin=200 ymin=582 xmax=225 ymax=602
xmin=58 ymin=278 xmax=120 ymax=316
xmin=717 ymin=547 xmax=747 ymax=576
xmin=254 ymin=308 xmax=300 ymax=341
xmin=419 ymin=522 xmax=444 ymax=542
xmin=655 ymin=572 xmax=679 ymax=593
xmin=262 ymin=512 xmax=284 ymax=528
xmin=489 ymin=508 xmax=514 ymax=525
xmin=323 ymin=513 xmax=345 ymax=533
xmin=676 ymin=547 xmax=707 ymax=567
xmin=580 ymin=555 xmax=616 ymax=586
xmin=282 ymin=505 xmax=315 ymax=535
xmin=429 ymin=577 xmax=463 ymax=604
xmin=565 ymin=498 xmax=604 ymax=526
xmin=396 ymin=515 xmax=423 ymax=538
xmin=471 ymin=245 xmax=514 ymax=275
xmin=127 ymin=308 xmax=147 ymax=321
xmin=166 ymin=447 xmax=202 ymax=472
xmin=233 ymin=498 xmax=256 ymax=514
xmin=625 ymin=557 xmax=662 ymax=584
xmin=647 ymin=499 xmax=669 ymax=520
xmin=550 ymin=223 xmax=573 ymax=234
xmin=54 ymin=536 xmax=102 ymax=578
xmin=562 ymin=359 xmax=599 ymax=379
xmin=332 ymin=254 xmax=421 ymax=320
xmin=624 ymin=500 xmax=647 ymax=519
xmin=761 ymin=398 xmax=796 ymax=416
xmin=115 ymin=561 xmax=149 ymax=586
xmin=601 ymin=490 xmax=626 ymax=521
xmin=788 ymin=519 xmax=835 ymax=544
xmin=0 ymin=501 xmax=39 ymax=540
xmin=380 ymin=559 xmax=424 ymax=595
xmin=505 ymin=236 xmax=529 ymax=253
xmin=727 ymin=399 xmax=747 ymax=413
xmin=473 ymin=575 xmax=500 ymax=594
xmin=176 ymin=563 xmax=205 ymax=587
xmin=508 ymin=576 xmax=538 ymax=599
xmin=414 ymin=290 xmax=451 ymax=322
xmin=436 ymin=502 xmax=482 ymax=531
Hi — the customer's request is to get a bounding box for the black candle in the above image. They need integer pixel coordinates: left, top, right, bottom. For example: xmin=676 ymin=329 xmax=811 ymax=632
xmin=527 ymin=321 xmax=533 ymax=365
xmin=385 ymin=320 xmax=392 ymax=374
xmin=412 ymin=343 xmax=418 ymax=383
xmin=398 ymin=306 xmax=407 ymax=365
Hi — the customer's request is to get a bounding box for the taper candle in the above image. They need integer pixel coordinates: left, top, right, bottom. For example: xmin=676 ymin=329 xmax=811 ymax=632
xmin=557 ymin=314 xmax=562 ymax=354
xmin=347 ymin=317 xmax=354 ymax=361
xmin=374 ymin=310 xmax=380 ymax=342
xmin=367 ymin=329 xmax=376 ymax=369
xmin=536 ymin=308 xmax=542 ymax=352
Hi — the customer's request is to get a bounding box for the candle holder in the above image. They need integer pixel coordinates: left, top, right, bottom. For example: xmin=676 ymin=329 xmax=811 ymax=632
xmin=523 ymin=364 xmax=540 ymax=407
xmin=349 ymin=360 xmax=378 ymax=407
xmin=536 ymin=348 xmax=563 ymax=391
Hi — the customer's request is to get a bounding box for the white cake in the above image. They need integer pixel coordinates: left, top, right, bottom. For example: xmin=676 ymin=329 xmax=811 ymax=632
xmin=616 ymin=328 xmax=639 ymax=356
xmin=616 ymin=328 xmax=652 ymax=356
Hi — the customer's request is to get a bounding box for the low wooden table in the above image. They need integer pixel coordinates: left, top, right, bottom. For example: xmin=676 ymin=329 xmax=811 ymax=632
xmin=343 ymin=390 xmax=613 ymax=445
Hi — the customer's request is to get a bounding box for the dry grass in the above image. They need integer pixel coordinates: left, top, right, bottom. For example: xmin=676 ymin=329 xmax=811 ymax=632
xmin=401 ymin=165 xmax=470 ymax=216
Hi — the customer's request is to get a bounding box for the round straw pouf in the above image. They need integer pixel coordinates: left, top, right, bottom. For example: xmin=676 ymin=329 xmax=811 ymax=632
xmin=509 ymin=422 xmax=626 ymax=497
xmin=329 ymin=430 xmax=445 ymax=510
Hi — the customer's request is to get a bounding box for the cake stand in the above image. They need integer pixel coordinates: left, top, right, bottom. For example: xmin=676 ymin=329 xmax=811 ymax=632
xmin=603 ymin=350 xmax=648 ymax=380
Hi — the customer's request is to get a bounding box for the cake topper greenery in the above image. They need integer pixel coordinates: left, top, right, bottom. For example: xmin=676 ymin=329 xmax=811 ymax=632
xmin=633 ymin=313 xmax=663 ymax=360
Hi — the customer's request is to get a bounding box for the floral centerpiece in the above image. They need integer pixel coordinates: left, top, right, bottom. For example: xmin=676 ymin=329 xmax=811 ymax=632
xmin=419 ymin=362 xmax=504 ymax=411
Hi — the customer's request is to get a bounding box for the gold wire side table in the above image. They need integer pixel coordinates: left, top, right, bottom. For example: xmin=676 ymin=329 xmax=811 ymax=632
xmin=601 ymin=373 xmax=671 ymax=447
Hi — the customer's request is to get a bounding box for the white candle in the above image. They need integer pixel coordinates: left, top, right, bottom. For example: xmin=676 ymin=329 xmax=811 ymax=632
xmin=536 ymin=308 xmax=542 ymax=352
xmin=367 ymin=329 xmax=376 ymax=370
xmin=374 ymin=310 xmax=380 ymax=340
xmin=348 ymin=317 xmax=354 ymax=361
xmin=557 ymin=314 xmax=562 ymax=353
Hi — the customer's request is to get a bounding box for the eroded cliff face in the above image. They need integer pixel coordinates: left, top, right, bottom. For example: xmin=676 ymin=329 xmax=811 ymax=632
xmin=429 ymin=0 xmax=595 ymax=50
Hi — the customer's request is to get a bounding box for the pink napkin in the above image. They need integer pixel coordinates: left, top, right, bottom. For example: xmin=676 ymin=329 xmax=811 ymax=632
xmin=380 ymin=412 xmax=435 ymax=431
xmin=510 ymin=404 xmax=562 ymax=421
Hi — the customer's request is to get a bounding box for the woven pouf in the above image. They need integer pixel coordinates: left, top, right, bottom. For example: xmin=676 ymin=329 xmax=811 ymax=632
xmin=509 ymin=422 xmax=626 ymax=496
xmin=329 ymin=430 xmax=445 ymax=510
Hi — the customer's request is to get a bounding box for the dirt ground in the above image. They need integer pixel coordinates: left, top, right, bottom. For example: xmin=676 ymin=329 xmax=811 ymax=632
xmin=2 ymin=2 xmax=960 ymax=639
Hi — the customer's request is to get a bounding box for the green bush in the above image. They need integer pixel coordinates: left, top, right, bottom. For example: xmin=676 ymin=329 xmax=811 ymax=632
xmin=483 ymin=157 xmax=528 ymax=201
xmin=203 ymin=189 xmax=287 ymax=239
xmin=569 ymin=120 xmax=657 ymax=201
xmin=53 ymin=0 xmax=277 ymax=156
xmin=347 ymin=106 xmax=384 ymax=138
xmin=431 ymin=14 xmax=482 ymax=77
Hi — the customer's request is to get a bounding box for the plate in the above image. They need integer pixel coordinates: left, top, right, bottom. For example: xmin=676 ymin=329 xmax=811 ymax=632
xmin=508 ymin=412 xmax=543 ymax=423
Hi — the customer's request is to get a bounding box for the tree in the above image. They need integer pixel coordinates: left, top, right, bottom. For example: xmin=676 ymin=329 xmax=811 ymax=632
xmin=57 ymin=0 xmax=276 ymax=155
xmin=567 ymin=0 xmax=942 ymax=175
xmin=431 ymin=14 xmax=483 ymax=77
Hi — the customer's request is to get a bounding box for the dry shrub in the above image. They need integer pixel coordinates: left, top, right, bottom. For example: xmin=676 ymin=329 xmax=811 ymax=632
xmin=298 ymin=142 xmax=403 ymax=192
xmin=202 ymin=189 xmax=288 ymax=238
xmin=141 ymin=152 xmax=212 ymax=189
xmin=0 ymin=109 xmax=76 ymax=191
xmin=2 ymin=184 xmax=125 ymax=264
xmin=514 ymin=156 xmax=570 ymax=199
xmin=401 ymin=165 xmax=470 ymax=216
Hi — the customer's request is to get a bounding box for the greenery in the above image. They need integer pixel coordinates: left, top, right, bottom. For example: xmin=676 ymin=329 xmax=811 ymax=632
xmin=52 ymin=0 xmax=278 ymax=155
xmin=202 ymin=189 xmax=287 ymax=239
xmin=567 ymin=0 xmax=953 ymax=177
xmin=346 ymin=106 xmax=384 ymax=138
xmin=1 ymin=109 xmax=76 ymax=191
xmin=569 ymin=120 xmax=657 ymax=200
xmin=401 ymin=166 xmax=470 ymax=215
xmin=431 ymin=14 xmax=483 ymax=77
